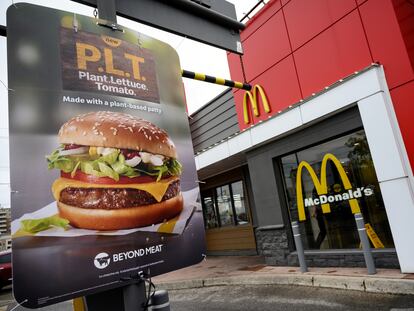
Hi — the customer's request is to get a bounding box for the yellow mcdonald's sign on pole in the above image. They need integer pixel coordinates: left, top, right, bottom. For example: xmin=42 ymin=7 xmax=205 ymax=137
xmin=243 ymin=84 xmax=271 ymax=124
xmin=296 ymin=153 xmax=361 ymax=221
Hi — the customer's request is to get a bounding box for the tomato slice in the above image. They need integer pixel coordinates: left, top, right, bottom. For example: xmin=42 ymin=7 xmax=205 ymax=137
xmin=61 ymin=171 xmax=156 ymax=184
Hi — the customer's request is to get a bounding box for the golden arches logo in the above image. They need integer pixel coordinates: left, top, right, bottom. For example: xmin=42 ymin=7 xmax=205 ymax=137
xmin=296 ymin=153 xmax=361 ymax=221
xmin=243 ymin=85 xmax=271 ymax=124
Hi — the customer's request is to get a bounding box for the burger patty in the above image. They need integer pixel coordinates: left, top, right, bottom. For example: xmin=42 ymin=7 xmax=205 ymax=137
xmin=59 ymin=180 xmax=180 ymax=210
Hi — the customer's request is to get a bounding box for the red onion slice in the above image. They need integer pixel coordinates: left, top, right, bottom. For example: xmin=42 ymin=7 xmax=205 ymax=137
xmin=59 ymin=147 xmax=89 ymax=156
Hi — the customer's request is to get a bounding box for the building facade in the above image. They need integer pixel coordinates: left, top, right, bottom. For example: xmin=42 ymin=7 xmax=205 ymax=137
xmin=192 ymin=0 xmax=414 ymax=273
xmin=0 ymin=208 xmax=10 ymax=235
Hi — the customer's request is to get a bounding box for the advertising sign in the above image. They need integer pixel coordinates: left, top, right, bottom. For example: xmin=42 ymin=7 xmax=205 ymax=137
xmin=7 ymin=3 xmax=205 ymax=308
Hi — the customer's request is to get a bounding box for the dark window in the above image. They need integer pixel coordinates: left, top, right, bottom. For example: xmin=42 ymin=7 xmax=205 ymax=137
xmin=280 ymin=130 xmax=394 ymax=250
xmin=231 ymin=181 xmax=249 ymax=225
xmin=201 ymin=180 xmax=250 ymax=229
xmin=216 ymin=185 xmax=234 ymax=226
xmin=202 ymin=194 xmax=219 ymax=229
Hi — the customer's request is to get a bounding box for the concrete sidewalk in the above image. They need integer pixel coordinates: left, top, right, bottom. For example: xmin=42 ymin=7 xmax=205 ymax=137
xmin=153 ymin=256 xmax=414 ymax=295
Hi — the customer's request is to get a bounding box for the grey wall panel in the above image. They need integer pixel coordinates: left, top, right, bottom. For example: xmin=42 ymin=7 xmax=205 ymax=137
xmin=192 ymin=110 xmax=236 ymax=142
xmin=193 ymin=123 xmax=239 ymax=152
xmin=191 ymin=104 xmax=234 ymax=138
xmin=190 ymin=89 xmax=239 ymax=153
xmin=190 ymin=89 xmax=234 ymax=125
xmin=246 ymin=107 xmax=362 ymax=227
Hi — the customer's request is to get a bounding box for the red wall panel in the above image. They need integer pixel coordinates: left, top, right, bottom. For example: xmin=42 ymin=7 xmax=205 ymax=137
xmin=236 ymin=56 xmax=302 ymax=131
xmin=242 ymin=11 xmax=291 ymax=82
xmin=392 ymin=0 xmax=414 ymax=72
xmin=227 ymin=52 xmax=245 ymax=83
xmin=283 ymin=0 xmax=356 ymax=50
xmin=390 ymin=81 xmax=414 ymax=169
xmin=294 ymin=11 xmax=372 ymax=98
xmin=242 ymin=0 xmax=282 ymax=42
xmin=359 ymin=0 xmax=414 ymax=88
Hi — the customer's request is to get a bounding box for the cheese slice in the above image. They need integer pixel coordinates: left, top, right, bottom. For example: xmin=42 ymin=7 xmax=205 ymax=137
xmin=52 ymin=176 xmax=178 ymax=203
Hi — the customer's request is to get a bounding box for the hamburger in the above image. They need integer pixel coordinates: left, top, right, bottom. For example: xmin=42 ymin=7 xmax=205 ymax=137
xmin=46 ymin=111 xmax=183 ymax=230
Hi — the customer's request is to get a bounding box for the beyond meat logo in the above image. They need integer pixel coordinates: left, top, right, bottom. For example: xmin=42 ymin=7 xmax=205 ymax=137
xmin=94 ymin=252 xmax=111 ymax=269
xmin=93 ymin=245 xmax=164 ymax=269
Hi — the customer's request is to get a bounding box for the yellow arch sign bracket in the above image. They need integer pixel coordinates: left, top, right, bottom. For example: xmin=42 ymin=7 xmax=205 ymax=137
xmin=243 ymin=85 xmax=271 ymax=124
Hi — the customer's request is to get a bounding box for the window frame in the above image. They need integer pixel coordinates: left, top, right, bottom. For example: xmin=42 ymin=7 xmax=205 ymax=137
xmin=201 ymin=178 xmax=251 ymax=230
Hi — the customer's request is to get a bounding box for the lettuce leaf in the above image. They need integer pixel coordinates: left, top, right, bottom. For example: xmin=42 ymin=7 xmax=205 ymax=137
xmin=98 ymin=162 xmax=119 ymax=181
xmin=71 ymin=161 xmax=81 ymax=178
xmin=111 ymin=161 xmax=140 ymax=177
xmin=21 ymin=215 xmax=70 ymax=233
xmin=81 ymin=161 xmax=106 ymax=178
xmin=100 ymin=150 xmax=120 ymax=165
xmin=46 ymin=149 xmax=76 ymax=173
xmin=168 ymin=158 xmax=183 ymax=176
xmin=46 ymin=147 xmax=183 ymax=181
xmin=136 ymin=164 xmax=168 ymax=181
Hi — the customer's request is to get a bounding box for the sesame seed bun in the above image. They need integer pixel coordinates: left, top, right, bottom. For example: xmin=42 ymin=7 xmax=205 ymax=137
xmin=57 ymin=193 xmax=183 ymax=230
xmin=58 ymin=111 xmax=177 ymax=158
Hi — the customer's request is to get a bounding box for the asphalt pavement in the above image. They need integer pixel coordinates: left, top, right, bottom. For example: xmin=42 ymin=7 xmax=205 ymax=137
xmin=0 ymin=256 xmax=413 ymax=310
xmin=0 ymin=287 xmax=72 ymax=311
xmin=2 ymin=284 xmax=413 ymax=311
xmin=169 ymin=284 xmax=414 ymax=311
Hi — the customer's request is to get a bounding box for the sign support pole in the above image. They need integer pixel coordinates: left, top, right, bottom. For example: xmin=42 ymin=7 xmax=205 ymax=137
xmin=97 ymin=0 xmax=117 ymax=23
xmin=96 ymin=0 xmax=123 ymax=31
xmin=83 ymin=279 xmax=148 ymax=311
xmin=123 ymin=281 xmax=148 ymax=310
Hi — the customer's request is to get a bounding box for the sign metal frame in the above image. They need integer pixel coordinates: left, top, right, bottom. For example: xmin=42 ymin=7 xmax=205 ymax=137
xmin=71 ymin=0 xmax=244 ymax=54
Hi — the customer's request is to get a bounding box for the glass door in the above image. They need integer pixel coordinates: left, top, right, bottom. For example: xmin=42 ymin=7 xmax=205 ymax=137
xmin=280 ymin=130 xmax=394 ymax=250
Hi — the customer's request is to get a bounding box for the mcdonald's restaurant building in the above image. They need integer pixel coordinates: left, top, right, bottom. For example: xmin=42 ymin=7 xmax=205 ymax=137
xmin=190 ymin=0 xmax=414 ymax=273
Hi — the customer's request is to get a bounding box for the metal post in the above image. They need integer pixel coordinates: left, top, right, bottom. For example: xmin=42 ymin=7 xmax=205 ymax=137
xmin=84 ymin=281 xmax=147 ymax=311
xmin=123 ymin=281 xmax=147 ymax=311
xmin=150 ymin=290 xmax=170 ymax=311
xmin=96 ymin=0 xmax=122 ymax=31
xmin=291 ymin=221 xmax=308 ymax=273
xmin=97 ymin=0 xmax=117 ymax=23
xmin=354 ymin=213 xmax=376 ymax=275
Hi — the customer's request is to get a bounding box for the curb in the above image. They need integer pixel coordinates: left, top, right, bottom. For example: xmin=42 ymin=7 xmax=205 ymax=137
xmin=156 ymin=274 xmax=414 ymax=295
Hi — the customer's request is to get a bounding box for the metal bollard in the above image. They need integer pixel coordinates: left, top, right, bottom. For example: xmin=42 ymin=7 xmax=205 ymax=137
xmin=150 ymin=290 xmax=170 ymax=311
xmin=354 ymin=213 xmax=376 ymax=275
xmin=291 ymin=221 xmax=308 ymax=273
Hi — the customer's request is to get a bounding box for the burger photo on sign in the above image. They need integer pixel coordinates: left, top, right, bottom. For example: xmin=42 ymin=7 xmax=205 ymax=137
xmin=45 ymin=111 xmax=184 ymax=231
xmin=47 ymin=111 xmax=183 ymax=230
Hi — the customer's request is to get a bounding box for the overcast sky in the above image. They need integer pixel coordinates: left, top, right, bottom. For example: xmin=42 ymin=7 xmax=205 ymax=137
xmin=0 ymin=0 xmax=260 ymax=114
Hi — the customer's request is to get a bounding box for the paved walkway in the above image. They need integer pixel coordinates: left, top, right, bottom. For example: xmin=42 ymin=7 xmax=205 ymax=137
xmin=154 ymin=256 xmax=414 ymax=295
